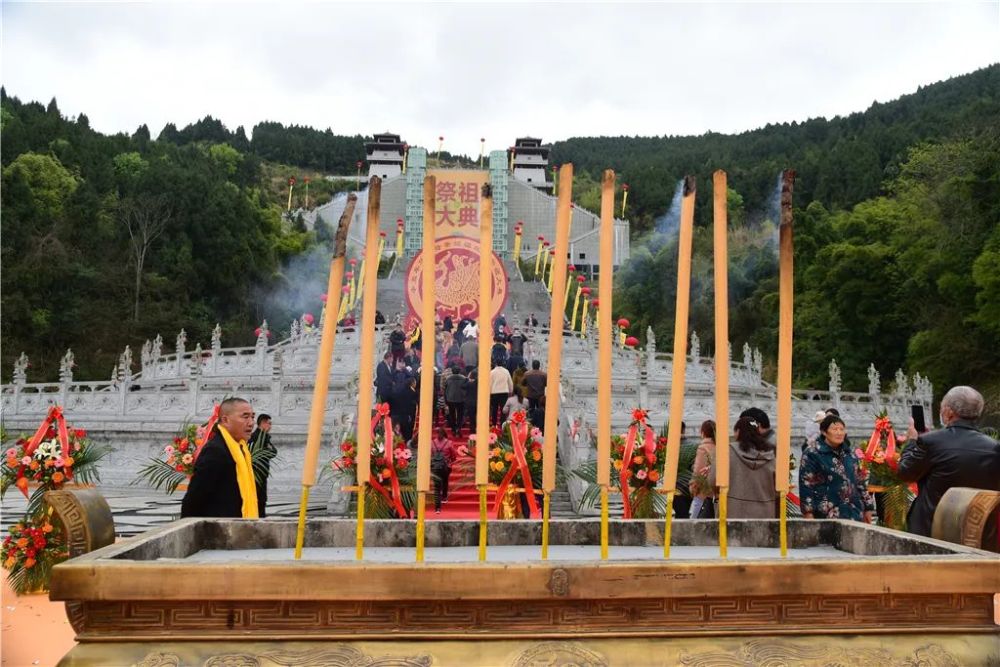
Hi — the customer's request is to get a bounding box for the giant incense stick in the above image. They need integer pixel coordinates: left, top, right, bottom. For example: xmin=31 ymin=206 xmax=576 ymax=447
xmin=476 ymin=185 xmax=494 ymax=561
xmin=295 ymin=193 xmax=357 ymax=560
xmin=542 ymin=164 xmax=574 ymax=559
xmin=662 ymin=176 xmax=696 ymax=559
xmin=776 ymin=170 xmax=796 ymax=558
xmin=712 ymin=171 xmax=730 ymax=559
xmin=597 ymin=170 xmax=616 ymax=560
xmin=415 ymin=175 xmax=437 ymax=562
xmin=351 ymin=179 xmax=382 ymax=561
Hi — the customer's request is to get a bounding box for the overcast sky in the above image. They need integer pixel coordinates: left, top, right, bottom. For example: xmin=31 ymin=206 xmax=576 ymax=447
xmin=3 ymin=2 xmax=998 ymax=156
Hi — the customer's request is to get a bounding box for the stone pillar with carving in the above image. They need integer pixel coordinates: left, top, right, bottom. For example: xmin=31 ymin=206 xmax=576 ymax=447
xmin=752 ymin=348 xmax=763 ymax=386
xmin=256 ymin=320 xmax=270 ymax=374
xmin=12 ymin=352 xmax=29 ymax=385
xmin=828 ymin=359 xmax=842 ymax=411
xmin=868 ymin=363 xmax=882 ymax=413
xmin=210 ymin=324 xmax=222 ymax=375
xmin=894 ymin=369 xmax=910 ymax=403
xmin=150 ymin=335 xmax=163 ymax=381
xmin=742 ymin=343 xmax=753 ymax=386
xmin=176 ymin=329 xmax=188 ymax=378
xmin=59 ymin=349 xmax=75 ymax=384
xmin=645 ymin=326 xmax=657 ymax=377
xmin=192 ymin=343 xmax=203 ymax=377
xmin=140 ymin=340 xmax=152 ymax=376
xmin=118 ymin=346 xmax=133 ymax=384
xmin=289 ymin=318 xmax=301 ymax=343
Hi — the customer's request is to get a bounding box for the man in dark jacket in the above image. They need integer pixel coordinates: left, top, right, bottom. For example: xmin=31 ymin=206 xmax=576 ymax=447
xmin=522 ymin=360 xmax=547 ymax=411
xmin=375 ymin=352 xmax=393 ymax=404
xmin=443 ymin=366 xmax=468 ymax=437
xmin=898 ymin=386 xmax=1000 ymax=538
xmin=463 ymin=370 xmax=479 ymax=431
xmin=248 ymin=414 xmax=277 ymax=517
xmin=181 ymin=397 xmax=257 ymax=518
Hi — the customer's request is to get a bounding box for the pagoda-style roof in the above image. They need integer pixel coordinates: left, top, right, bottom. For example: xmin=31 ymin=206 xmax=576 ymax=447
xmin=510 ymin=137 xmax=550 ymax=158
xmin=366 ymin=133 xmax=406 ymax=156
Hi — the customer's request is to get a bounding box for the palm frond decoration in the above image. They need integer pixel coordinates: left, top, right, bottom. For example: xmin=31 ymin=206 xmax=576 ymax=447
xmin=133 ymin=458 xmax=188 ymax=495
xmin=572 ymin=441 xmax=699 ymax=518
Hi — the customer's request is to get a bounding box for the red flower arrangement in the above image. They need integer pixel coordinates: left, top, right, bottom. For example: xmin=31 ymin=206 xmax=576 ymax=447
xmin=330 ymin=403 xmax=414 ymax=518
xmin=857 ymin=410 xmax=915 ymax=530
xmin=1 ymin=512 xmax=67 ymax=594
xmin=1 ymin=406 xmax=107 ymax=594
xmin=134 ymin=407 xmax=219 ymax=494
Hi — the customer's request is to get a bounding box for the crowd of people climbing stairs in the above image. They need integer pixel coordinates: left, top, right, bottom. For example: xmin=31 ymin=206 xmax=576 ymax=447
xmin=372 ymin=312 xmax=550 ymax=516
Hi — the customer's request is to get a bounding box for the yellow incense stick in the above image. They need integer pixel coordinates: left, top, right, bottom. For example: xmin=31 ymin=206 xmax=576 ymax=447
xmin=295 ymin=193 xmax=357 ymax=560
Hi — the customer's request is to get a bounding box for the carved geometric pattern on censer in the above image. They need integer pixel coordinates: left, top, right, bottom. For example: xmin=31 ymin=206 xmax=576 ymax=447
xmin=678 ymin=639 xmax=963 ymax=667
xmin=125 ymin=640 xmax=965 ymax=667
xmin=136 ymin=647 xmax=432 ymax=667
xmin=78 ymin=594 xmax=995 ymax=637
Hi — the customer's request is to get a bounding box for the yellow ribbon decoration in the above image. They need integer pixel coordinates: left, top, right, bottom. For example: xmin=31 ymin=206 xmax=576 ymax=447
xmin=218 ymin=425 xmax=259 ymax=519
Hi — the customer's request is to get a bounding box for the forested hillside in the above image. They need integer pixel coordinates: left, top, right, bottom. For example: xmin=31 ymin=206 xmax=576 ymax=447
xmin=552 ymin=64 xmax=1000 ymax=233
xmin=0 ymin=91 xmax=316 ymax=381
xmin=2 ymin=65 xmax=998 ymax=416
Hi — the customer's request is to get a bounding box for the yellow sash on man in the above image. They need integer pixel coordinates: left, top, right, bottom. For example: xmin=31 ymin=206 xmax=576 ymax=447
xmin=218 ymin=425 xmax=259 ymax=519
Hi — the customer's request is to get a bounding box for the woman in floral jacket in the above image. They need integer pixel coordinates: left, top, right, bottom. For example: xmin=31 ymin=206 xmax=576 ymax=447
xmin=799 ymin=414 xmax=875 ymax=522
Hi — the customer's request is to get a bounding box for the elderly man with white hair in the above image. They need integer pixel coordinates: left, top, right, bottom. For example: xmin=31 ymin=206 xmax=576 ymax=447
xmin=898 ymin=386 xmax=1000 ymax=537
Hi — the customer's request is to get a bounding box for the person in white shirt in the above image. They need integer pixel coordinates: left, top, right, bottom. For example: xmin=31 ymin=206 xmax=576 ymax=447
xmin=489 ymin=362 xmax=513 ymax=426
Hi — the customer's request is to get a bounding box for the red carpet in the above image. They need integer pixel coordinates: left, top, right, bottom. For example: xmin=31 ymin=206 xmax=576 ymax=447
xmin=422 ymin=415 xmax=497 ymax=520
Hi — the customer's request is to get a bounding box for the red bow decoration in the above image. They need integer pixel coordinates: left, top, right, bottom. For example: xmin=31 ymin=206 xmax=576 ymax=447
xmin=366 ymin=402 xmax=407 ymax=518
xmin=864 ymin=414 xmax=898 ymax=471
xmin=193 ymin=404 xmax=221 ymax=463
xmin=20 ymin=406 xmax=73 ymax=496
xmin=492 ymin=411 xmax=540 ymax=518
xmin=620 ymin=409 xmax=656 ymax=519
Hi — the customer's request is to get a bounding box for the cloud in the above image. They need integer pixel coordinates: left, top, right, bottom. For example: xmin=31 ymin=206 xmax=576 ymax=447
xmin=3 ymin=2 xmax=997 ymax=155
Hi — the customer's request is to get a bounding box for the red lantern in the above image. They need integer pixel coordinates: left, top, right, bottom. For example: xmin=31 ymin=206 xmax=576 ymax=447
xmin=254 ymin=327 xmax=262 ymax=337
xmin=581 ymin=287 xmax=591 ymax=296
xmin=568 ymin=264 xmax=576 ymax=272
xmin=439 ymin=136 xmax=445 ymax=141
xmin=349 ymin=258 xmax=357 ymax=266
xmin=480 ymin=137 xmax=485 ymax=142
xmin=624 ymin=336 xmax=639 ymax=348
xmin=577 ymin=275 xmax=585 ymax=283
xmin=304 ymin=177 xmax=310 ymax=184
xmin=549 ymin=249 xmax=555 ymax=256
xmin=320 ymin=293 xmax=328 ymax=303
xmin=346 ymin=271 xmax=354 ymax=279
xmin=617 ymin=318 xmax=630 ymax=329
xmin=592 ymin=298 xmax=600 ymax=307
xmin=288 ymin=177 xmax=296 ymax=186
xmin=380 ymin=231 xmax=387 ymax=238
xmin=342 ymin=286 xmax=350 ymax=293
xmin=356 ymin=161 xmax=363 ymax=169
xmin=623 ymin=184 xmax=630 ymax=192
xmin=302 ymin=313 xmax=315 ymax=325
xmin=537 ymin=235 xmax=544 ymax=241
xmin=543 ymin=241 xmax=550 ymax=247
xmin=515 ymin=229 xmax=523 ymax=236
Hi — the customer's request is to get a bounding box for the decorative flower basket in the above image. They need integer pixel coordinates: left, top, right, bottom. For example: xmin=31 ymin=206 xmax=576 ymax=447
xmin=573 ymin=409 xmax=691 ymax=519
xmin=859 ymin=411 xmax=915 ymax=530
xmin=134 ymin=407 xmax=220 ymax=495
xmin=461 ymin=410 xmax=544 ymax=519
xmin=330 ymin=404 xmax=414 ymax=518
xmin=1 ymin=406 xmax=107 ymax=594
